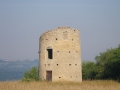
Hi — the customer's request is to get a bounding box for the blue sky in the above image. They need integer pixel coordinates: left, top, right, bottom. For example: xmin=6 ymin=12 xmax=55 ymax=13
xmin=0 ymin=0 xmax=120 ymax=61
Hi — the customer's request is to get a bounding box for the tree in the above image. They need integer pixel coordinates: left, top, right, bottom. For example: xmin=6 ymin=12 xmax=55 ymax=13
xmin=82 ymin=61 xmax=97 ymax=80
xmin=95 ymin=45 xmax=120 ymax=81
xmin=22 ymin=66 xmax=39 ymax=81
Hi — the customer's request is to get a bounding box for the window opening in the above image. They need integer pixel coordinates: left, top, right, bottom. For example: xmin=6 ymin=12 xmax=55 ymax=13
xmin=48 ymin=64 xmax=50 ymax=66
xmin=75 ymin=64 xmax=77 ymax=66
xmin=69 ymin=64 xmax=71 ymax=66
xmin=47 ymin=49 xmax=53 ymax=59
xmin=57 ymin=64 xmax=59 ymax=66
xmin=56 ymin=38 xmax=58 ymax=40
xmin=69 ymin=51 xmax=70 ymax=53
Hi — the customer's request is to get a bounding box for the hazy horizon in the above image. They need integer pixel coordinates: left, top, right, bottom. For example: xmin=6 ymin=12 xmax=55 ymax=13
xmin=0 ymin=0 xmax=120 ymax=61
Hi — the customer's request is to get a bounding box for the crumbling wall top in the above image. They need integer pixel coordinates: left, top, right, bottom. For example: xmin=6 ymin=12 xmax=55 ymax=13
xmin=58 ymin=27 xmax=70 ymax=29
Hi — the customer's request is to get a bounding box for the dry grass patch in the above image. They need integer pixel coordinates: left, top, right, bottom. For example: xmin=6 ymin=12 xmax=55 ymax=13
xmin=0 ymin=80 xmax=120 ymax=90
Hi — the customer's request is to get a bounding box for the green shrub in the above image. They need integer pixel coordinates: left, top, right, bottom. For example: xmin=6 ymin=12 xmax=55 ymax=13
xmin=82 ymin=61 xmax=97 ymax=80
xmin=22 ymin=66 xmax=40 ymax=81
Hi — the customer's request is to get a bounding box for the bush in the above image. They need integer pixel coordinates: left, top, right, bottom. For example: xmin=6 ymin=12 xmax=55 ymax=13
xmin=82 ymin=61 xmax=97 ymax=80
xmin=22 ymin=66 xmax=40 ymax=81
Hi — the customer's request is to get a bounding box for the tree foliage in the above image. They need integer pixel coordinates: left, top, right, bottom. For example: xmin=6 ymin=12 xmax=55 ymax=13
xmin=95 ymin=45 xmax=120 ymax=81
xmin=82 ymin=45 xmax=120 ymax=81
xmin=22 ymin=66 xmax=39 ymax=81
xmin=82 ymin=61 xmax=97 ymax=80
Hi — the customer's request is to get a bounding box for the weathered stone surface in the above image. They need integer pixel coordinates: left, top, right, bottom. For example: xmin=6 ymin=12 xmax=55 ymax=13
xmin=39 ymin=27 xmax=82 ymax=82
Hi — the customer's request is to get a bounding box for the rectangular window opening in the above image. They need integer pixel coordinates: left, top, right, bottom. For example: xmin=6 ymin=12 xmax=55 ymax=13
xmin=47 ymin=49 xmax=53 ymax=59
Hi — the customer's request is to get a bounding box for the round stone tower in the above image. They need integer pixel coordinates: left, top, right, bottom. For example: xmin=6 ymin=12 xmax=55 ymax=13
xmin=39 ymin=27 xmax=82 ymax=82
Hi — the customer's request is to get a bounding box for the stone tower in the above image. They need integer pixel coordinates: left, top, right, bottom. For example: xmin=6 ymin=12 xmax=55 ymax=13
xmin=39 ymin=27 xmax=82 ymax=82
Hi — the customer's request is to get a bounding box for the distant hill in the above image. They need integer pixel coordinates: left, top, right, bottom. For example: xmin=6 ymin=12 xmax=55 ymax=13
xmin=0 ymin=59 xmax=38 ymax=81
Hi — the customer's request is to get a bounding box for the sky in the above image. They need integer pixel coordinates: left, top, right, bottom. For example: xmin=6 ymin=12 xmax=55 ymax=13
xmin=0 ymin=0 xmax=120 ymax=61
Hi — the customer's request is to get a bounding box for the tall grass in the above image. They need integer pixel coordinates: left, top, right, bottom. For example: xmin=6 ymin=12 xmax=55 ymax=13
xmin=0 ymin=80 xmax=120 ymax=90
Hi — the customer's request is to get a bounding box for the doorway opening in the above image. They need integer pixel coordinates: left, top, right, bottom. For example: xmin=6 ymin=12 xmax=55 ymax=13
xmin=46 ymin=71 xmax=52 ymax=81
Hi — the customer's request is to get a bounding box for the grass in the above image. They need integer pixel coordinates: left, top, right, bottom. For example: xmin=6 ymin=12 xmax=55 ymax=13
xmin=0 ymin=80 xmax=120 ymax=90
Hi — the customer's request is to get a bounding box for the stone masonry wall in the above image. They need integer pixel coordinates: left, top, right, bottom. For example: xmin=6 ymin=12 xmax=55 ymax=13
xmin=39 ymin=27 xmax=82 ymax=82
